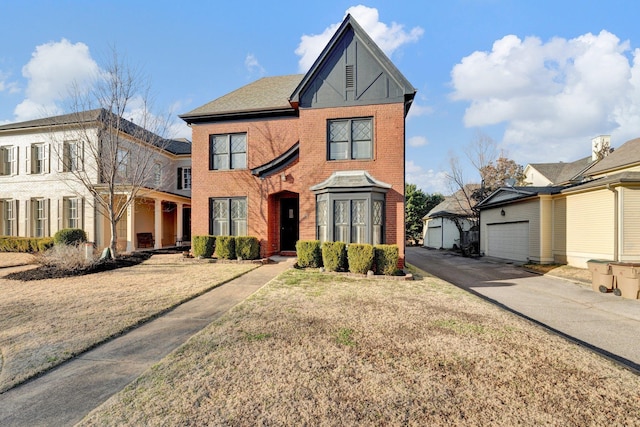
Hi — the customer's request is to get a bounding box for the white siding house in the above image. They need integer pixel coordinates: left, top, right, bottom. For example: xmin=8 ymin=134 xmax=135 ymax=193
xmin=0 ymin=109 xmax=191 ymax=251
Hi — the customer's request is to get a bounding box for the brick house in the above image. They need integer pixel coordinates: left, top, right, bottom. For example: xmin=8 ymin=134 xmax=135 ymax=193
xmin=180 ymin=14 xmax=415 ymax=265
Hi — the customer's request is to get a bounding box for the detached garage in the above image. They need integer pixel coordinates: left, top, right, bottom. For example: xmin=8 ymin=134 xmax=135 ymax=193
xmin=426 ymin=223 xmax=443 ymax=248
xmin=486 ymin=221 xmax=529 ymax=262
xmin=477 ymin=187 xmax=562 ymax=264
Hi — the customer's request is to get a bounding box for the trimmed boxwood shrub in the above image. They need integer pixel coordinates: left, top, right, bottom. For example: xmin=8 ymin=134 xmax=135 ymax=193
xmin=192 ymin=235 xmax=215 ymax=258
xmin=322 ymin=241 xmax=347 ymax=272
xmin=0 ymin=237 xmax=53 ymax=253
xmin=236 ymin=236 xmax=260 ymax=260
xmin=347 ymin=243 xmax=374 ymax=274
xmin=296 ymin=240 xmax=322 ymax=268
xmin=53 ymin=228 xmax=87 ymax=246
xmin=215 ymin=235 xmax=236 ymax=260
xmin=374 ymin=244 xmax=399 ymax=275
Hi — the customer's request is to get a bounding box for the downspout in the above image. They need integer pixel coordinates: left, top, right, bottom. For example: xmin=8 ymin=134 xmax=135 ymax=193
xmin=607 ymin=183 xmax=619 ymax=262
xmin=441 ymin=217 xmax=444 ymax=249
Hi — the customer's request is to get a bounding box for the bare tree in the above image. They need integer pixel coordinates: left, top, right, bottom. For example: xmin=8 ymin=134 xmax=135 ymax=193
xmin=446 ymin=131 xmax=525 ymax=255
xmin=52 ymin=48 xmax=172 ymax=257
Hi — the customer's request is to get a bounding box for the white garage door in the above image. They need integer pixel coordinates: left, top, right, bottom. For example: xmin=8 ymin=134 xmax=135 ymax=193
xmin=427 ymin=226 xmax=442 ymax=248
xmin=487 ymin=222 xmax=529 ymax=262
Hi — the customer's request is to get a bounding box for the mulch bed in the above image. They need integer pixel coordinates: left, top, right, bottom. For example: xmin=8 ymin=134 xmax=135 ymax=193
xmin=4 ymin=252 xmax=153 ymax=281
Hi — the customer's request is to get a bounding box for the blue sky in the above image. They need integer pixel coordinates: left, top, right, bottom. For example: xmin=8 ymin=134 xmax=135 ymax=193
xmin=1 ymin=1 xmax=639 ymax=194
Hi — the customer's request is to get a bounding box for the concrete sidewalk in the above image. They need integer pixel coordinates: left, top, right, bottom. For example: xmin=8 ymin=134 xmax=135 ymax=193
xmin=406 ymin=247 xmax=640 ymax=372
xmin=0 ymin=256 xmax=295 ymax=427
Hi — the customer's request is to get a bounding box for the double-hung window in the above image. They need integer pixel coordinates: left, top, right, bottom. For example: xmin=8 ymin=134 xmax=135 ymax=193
xmin=31 ymin=143 xmax=49 ymax=174
xmin=209 ymin=133 xmax=246 ymax=170
xmin=328 ymin=118 xmax=373 ymax=160
xmin=0 ymin=146 xmax=17 ymax=176
xmin=177 ymin=167 xmax=191 ymax=190
xmin=31 ymin=198 xmax=49 ymax=237
xmin=0 ymin=199 xmax=17 ymax=236
xmin=63 ymin=197 xmax=82 ymax=229
xmin=209 ymin=197 xmax=247 ymax=236
xmin=63 ymin=140 xmax=82 ymax=172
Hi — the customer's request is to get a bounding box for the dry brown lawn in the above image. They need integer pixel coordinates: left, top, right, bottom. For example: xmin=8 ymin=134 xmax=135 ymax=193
xmin=81 ymin=267 xmax=640 ymax=426
xmin=0 ymin=254 xmax=257 ymax=392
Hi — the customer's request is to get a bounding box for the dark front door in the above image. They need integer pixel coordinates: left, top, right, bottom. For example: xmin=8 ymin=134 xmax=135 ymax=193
xmin=280 ymin=198 xmax=299 ymax=251
xmin=182 ymin=207 xmax=191 ymax=241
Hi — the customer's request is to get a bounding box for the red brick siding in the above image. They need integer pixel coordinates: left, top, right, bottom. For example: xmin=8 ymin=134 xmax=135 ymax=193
xmin=190 ymin=103 xmax=406 ymax=265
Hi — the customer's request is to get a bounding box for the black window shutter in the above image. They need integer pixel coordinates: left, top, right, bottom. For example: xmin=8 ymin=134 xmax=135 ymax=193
xmin=177 ymin=167 xmax=182 ymax=189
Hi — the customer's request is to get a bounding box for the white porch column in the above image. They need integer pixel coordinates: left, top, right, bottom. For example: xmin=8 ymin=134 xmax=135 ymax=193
xmin=176 ymin=202 xmax=184 ymax=245
xmin=154 ymin=198 xmax=162 ymax=249
xmin=126 ymin=200 xmax=136 ymax=252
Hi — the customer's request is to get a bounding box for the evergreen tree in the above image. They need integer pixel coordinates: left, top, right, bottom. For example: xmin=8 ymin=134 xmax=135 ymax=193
xmin=405 ymin=183 xmax=444 ymax=244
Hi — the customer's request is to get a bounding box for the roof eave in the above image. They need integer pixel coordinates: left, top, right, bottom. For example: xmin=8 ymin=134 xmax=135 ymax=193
xmin=251 ymin=142 xmax=300 ymax=178
xmin=180 ymin=107 xmax=297 ymax=124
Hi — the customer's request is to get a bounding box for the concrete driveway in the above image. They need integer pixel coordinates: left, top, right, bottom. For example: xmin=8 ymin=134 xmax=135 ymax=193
xmin=406 ymin=246 xmax=640 ymax=372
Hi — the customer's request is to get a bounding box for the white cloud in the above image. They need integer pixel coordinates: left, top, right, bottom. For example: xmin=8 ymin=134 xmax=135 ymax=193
xmin=406 ymin=100 xmax=433 ymax=120
xmin=295 ymin=5 xmax=423 ymax=72
xmin=245 ymin=53 xmax=266 ymax=77
xmin=451 ymin=31 xmax=640 ymax=163
xmin=0 ymin=70 xmax=19 ymax=94
xmin=406 ymin=160 xmax=450 ymax=195
xmin=14 ymin=39 xmax=99 ymax=121
xmin=408 ymin=135 xmax=429 ymax=147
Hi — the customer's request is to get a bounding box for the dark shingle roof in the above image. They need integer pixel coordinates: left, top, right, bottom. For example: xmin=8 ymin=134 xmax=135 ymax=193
xmin=0 ymin=109 xmax=190 ymax=155
xmin=180 ymin=75 xmax=304 ymax=122
xmin=0 ymin=109 xmax=102 ymax=131
xmin=164 ymin=139 xmax=191 ymax=155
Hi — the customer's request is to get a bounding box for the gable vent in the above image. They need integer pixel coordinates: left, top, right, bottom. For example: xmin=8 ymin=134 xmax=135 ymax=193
xmin=345 ymin=64 xmax=354 ymax=89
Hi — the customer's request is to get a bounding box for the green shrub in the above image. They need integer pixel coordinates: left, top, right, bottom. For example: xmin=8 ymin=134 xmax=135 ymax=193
xmin=53 ymin=228 xmax=87 ymax=246
xmin=374 ymin=244 xmax=399 ymax=275
xmin=192 ymin=235 xmax=215 ymax=258
xmin=347 ymin=243 xmax=374 ymax=274
xmin=38 ymin=238 xmax=55 ymax=252
xmin=322 ymin=241 xmax=347 ymax=272
xmin=236 ymin=236 xmax=260 ymax=260
xmin=296 ymin=240 xmax=322 ymax=268
xmin=215 ymin=235 xmax=236 ymax=259
xmin=0 ymin=237 xmax=55 ymax=253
